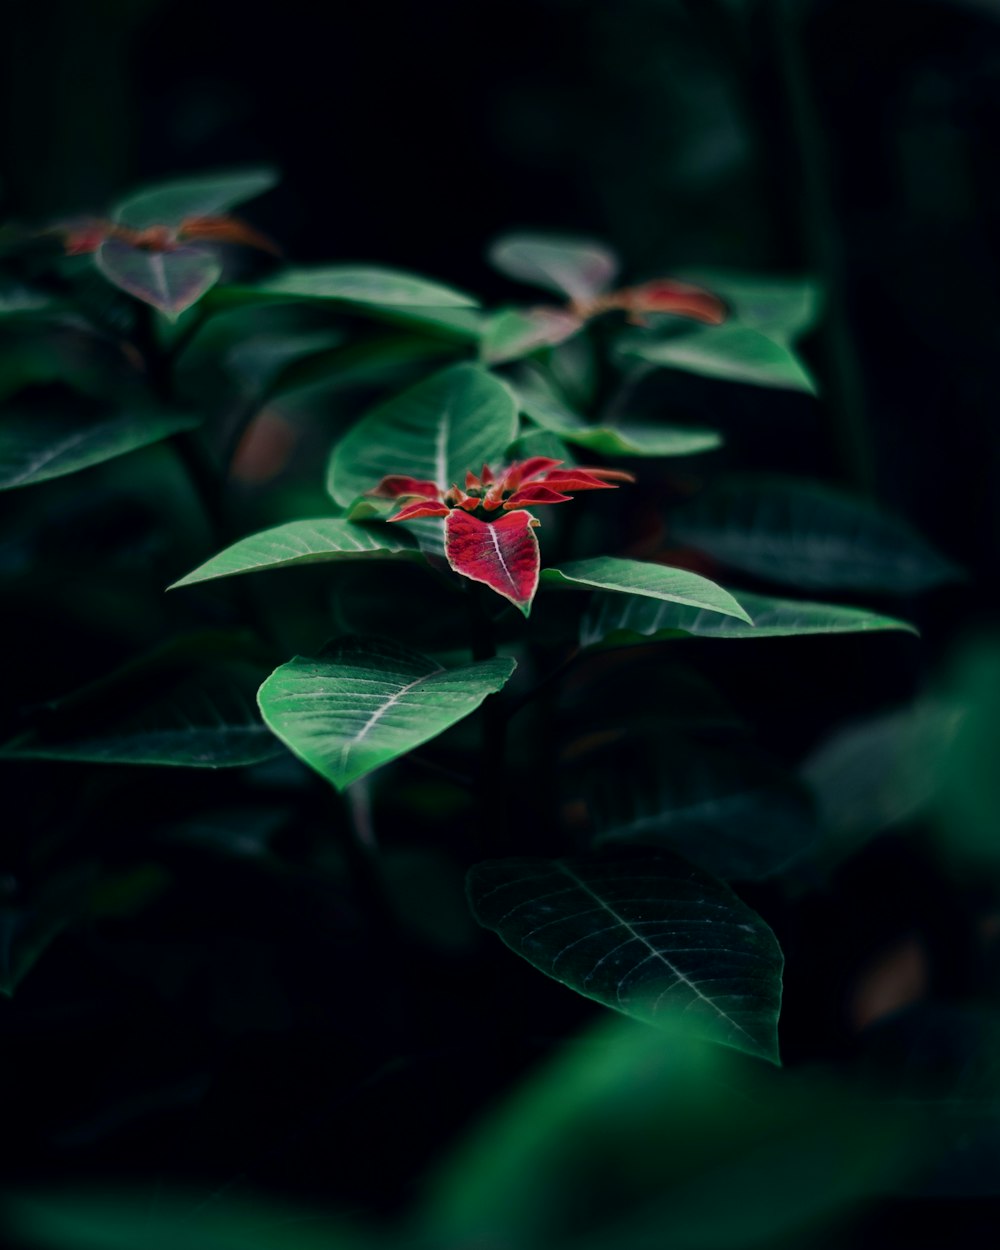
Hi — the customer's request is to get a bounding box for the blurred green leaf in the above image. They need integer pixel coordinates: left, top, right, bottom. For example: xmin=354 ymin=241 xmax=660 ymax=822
xmin=480 ymin=307 xmax=584 ymax=364
xmin=96 ymin=240 xmax=223 ymax=318
xmin=488 ymin=233 xmax=619 ymax=302
xmin=0 ymin=868 xmax=94 ymax=997
xmin=249 ymin=265 xmax=478 ymax=308
xmin=0 ymin=407 xmax=199 ymax=491
xmin=515 ymin=369 xmax=721 ymax=457
xmin=938 ymin=639 xmax=1000 ymax=864
xmin=113 ymin=167 xmax=278 ymax=228
xmin=420 ymin=1014 xmax=919 ymax=1250
xmin=621 ymin=322 xmax=818 ymax=394
xmin=2 ymin=658 xmax=282 ymax=769
xmin=581 ymin=589 xmax=917 ymax=648
xmin=670 ymin=475 xmax=961 ymax=593
xmin=467 ymin=854 xmax=783 ymax=1061
xmin=327 ymin=362 xmax=518 ymax=507
xmin=678 ymin=269 xmax=822 ymax=340
xmin=258 ymin=637 xmax=515 ymax=791
xmin=575 ymin=735 xmax=819 ymax=880
xmin=541 ymin=557 xmax=751 ymax=622
xmin=5 ymin=1188 xmax=367 ymax=1250
xmin=169 ymin=519 xmax=421 ymax=589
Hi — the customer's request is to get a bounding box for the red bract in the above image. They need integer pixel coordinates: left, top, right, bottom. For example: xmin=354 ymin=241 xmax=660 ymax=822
xmin=370 ymin=458 xmax=634 ymax=615
xmin=58 ymin=215 xmax=280 ymax=257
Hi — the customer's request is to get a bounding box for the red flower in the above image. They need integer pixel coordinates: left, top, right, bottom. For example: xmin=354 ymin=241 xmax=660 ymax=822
xmin=369 ymin=458 xmax=633 ymax=615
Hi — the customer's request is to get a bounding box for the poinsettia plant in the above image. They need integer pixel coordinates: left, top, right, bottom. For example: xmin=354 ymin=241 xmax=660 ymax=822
xmin=1 ymin=164 xmax=990 ymax=1248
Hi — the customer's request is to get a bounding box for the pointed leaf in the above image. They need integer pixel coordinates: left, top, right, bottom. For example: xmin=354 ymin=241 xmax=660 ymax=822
xmin=671 ymin=475 xmax=961 ymax=593
xmin=248 ymin=264 xmax=478 ymax=308
xmin=678 ymin=268 xmax=822 ymax=339
xmin=0 ymin=407 xmax=200 ymax=491
xmin=445 ymin=510 xmax=540 ymax=615
xmin=480 ymin=307 xmax=583 ymax=364
xmin=542 ymin=556 xmax=751 ymax=623
xmin=113 ymin=167 xmax=278 ymax=228
xmin=327 ymin=363 xmax=518 ymax=506
xmin=582 ymin=588 xmax=918 ymax=647
xmin=96 ymin=239 xmax=223 ymax=317
xmin=2 ymin=663 xmax=280 ymax=768
xmin=488 ymin=234 xmax=619 ymax=302
xmin=257 ymin=638 xmax=515 ymax=791
xmin=169 ymin=519 xmax=420 ymax=589
xmin=622 ymin=323 xmax=818 ymax=394
xmin=467 ymin=854 xmax=783 ymax=1062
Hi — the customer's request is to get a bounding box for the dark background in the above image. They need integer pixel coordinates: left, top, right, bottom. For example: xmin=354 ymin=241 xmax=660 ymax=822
xmin=3 ymin=0 xmax=1000 ymax=1243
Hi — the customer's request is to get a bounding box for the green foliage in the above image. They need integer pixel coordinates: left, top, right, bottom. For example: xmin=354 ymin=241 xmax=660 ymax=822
xmin=112 ymin=168 xmax=278 ymax=228
xmin=542 ymin=557 xmax=751 ymax=622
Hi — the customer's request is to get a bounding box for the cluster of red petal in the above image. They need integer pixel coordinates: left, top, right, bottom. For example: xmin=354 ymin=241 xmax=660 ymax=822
xmin=370 ymin=457 xmax=634 ymax=524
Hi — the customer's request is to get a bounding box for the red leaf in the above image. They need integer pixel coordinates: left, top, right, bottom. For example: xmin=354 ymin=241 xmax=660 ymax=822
xmin=617 ymin=279 xmax=727 ymax=326
xmin=539 ymin=471 xmax=619 ymax=492
xmin=445 ymin=509 xmax=540 ymax=615
xmin=178 ymin=215 xmax=282 ymax=256
xmin=503 ymin=457 xmax=564 ymax=489
xmin=504 ymin=484 xmax=573 ymax=509
xmin=388 ymin=500 xmax=451 ymax=521
xmin=370 ymin=475 xmax=441 ymax=500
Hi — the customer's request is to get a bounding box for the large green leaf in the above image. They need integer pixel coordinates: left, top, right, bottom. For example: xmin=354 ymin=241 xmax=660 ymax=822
xmin=573 ymin=735 xmax=819 ymax=880
xmin=621 ymin=322 xmax=818 ymax=394
xmin=516 ymin=371 xmax=721 ymax=457
xmin=327 ymin=363 xmax=519 ymax=506
xmin=113 ymin=167 xmax=278 ymax=228
xmin=257 ymin=637 xmax=515 ymax=791
xmin=581 ymin=588 xmax=917 ymax=647
xmin=420 ymin=1015 xmax=917 ymax=1250
xmin=169 ymin=519 xmax=420 ymax=589
xmin=488 ymin=234 xmax=619 ymax=302
xmin=670 ymin=475 xmax=961 ymax=593
xmin=541 ymin=557 xmax=751 ymax=623
xmin=0 ymin=407 xmax=200 ymax=491
xmin=248 ymin=265 xmax=478 ymax=308
xmin=467 ymin=854 xmax=783 ymax=1061
xmin=96 ymin=240 xmax=223 ymax=318
xmin=2 ymin=662 xmax=281 ymax=768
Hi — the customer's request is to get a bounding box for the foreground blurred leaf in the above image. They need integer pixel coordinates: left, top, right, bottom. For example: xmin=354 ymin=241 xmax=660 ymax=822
xmin=327 ymin=363 xmax=518 ymax=506
xmin=581 ymin=588 xmax=917 ymax=648
xmin=938 ymin=639 xmax=1000 ymax=864
xmin=480 ymin=307 xmax=584 ymax=364
xmin=678 ymin=269 xmax=822 ymax=340
xmin=621 ymin=322 xmax=818 ymax=394
xmin=575 ymin=736 xmax=819 ymax=880
xmin=420 ymin=1015 xmax=917 ymax=1250
xmin=670 ymin=475 xmax=961 ymax=593
xmin=169 ymin=519 xmax=421 ymax=589
xmin=6 ymin=1188 xmax=367 ymax=1250
xmin=2 ymin=657 xmax=281 ymax=769
xmin=488 ymin=234 xmax=618 ymax=302
xmin=258 ymin=637 xmax=515 ymax=791
xmin=542 ymin=557 xmax=751 ymax=622
xmin=113 ymin=167 xmax=278 ymax=229
xmin=0 ymin=407 xmax=199 ymax=491
xmin=467 ymin=854 xmax=783 ymax=1061
xmin=96 ymin=239 xmax=223 ymax=318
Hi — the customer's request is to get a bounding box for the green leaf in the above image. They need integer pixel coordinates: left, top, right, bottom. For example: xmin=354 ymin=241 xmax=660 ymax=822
xmin=574 ymin=735 xmax=819 ymax=880
xmin=96 ymin=240 xmax=223 ymax=318
xmin=671 ymin=475 xmax=961 ymax=593
xmin=0 ymin=407 xmax=200 ymax=491
xmin=541 ymin=557 xmax=751 ymax=623
xmin=249 ymin=264 xmax=478 ymax=308
xmin=581 ymin=588 xmax=918 ymax=647
xmin=327 ymin=362 xmax=519 ymax=506
xmin=113 ymin=167 xmax=278 ymax=228
xmin=467 ymin=854 xmax=783 ymax=1062
xmin=516 ymin=374 xmax=721 ymax=456
xmin=938 ymin=641 xmax=1000 ymax=864
xmin=6 ymin=1189 xmax=366 ymax=1250
xmin=168 ymin=519 xmax=420 ymax=589
xmin=420 ymin=1014 xmax=919 ymax=1250
xmin=257 ymin=637 xmax=516 ymax=791
xmin=2 ymin=662 xmax=281 ymax=769
xmin=480 ymin=307 xmax=584 ymax=364
xmin=0 ymin=869 xmax=94 ymax=996
xmin=621 ymin=322 xmax=818 ymax=393
xmin=488 ymin=234 xmax=619 ymax=302
xmin=678 ymin=268 xmax=822 ymax=339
